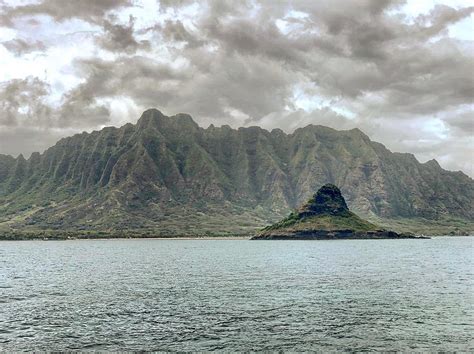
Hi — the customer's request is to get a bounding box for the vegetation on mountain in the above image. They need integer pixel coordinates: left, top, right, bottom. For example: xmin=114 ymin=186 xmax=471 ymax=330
xmin=0 ymin=109 xmax=472 ymax=237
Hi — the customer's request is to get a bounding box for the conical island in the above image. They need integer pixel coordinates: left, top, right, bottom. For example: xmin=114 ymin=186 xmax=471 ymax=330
xmin=252 ymin=184 xmax=428 ymax=240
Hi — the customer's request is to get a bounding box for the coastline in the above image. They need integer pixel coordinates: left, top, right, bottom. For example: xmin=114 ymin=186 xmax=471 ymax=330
xmin=0 ymin=233 xmax=252 ymax=241
xmin=0 ymin=225 xmax=471 ymax=241
xmin=0 ymin=233 xmax=471 ymax=241
xmin=73 ymin=236 xmax=251 ymax=241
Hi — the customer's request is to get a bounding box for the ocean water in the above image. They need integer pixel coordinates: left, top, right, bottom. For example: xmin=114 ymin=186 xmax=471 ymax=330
xmin=0 ymin=237 xmax=473 ymax=351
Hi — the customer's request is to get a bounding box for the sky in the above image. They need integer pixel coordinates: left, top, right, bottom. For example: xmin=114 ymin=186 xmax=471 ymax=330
xmin=0 ymin=0 xmax=473 ymax=176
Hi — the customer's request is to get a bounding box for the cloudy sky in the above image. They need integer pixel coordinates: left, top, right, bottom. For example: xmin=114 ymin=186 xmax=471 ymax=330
xmin=0 ymin=0 xmax=473 ymax=176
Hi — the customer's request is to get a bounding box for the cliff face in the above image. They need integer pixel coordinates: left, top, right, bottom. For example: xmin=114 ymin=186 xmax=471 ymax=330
xmin=298 ymin=184 xmax=350 ymax=217
xmin=0 ymin=108 xmax=472 ymax=233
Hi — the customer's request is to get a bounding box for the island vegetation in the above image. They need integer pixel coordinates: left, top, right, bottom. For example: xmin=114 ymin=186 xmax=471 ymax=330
xmin=252 ymin=184 xmax=429 ymax=240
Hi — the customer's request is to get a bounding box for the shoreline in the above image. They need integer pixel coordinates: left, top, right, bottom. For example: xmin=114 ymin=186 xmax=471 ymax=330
xmin=0 ymin=234 xmax=471 ymax=241
xmin=0 ymin=235 xmax=252 ymax=241
xmin=76 ymin=236 xmax=251 ymax=240
xmin=1 ymin=228 xmax=472 ymax=241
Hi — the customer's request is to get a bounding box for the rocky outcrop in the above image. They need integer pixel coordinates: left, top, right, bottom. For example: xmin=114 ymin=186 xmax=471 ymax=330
xmin=252 ymin=184 xmax=429 ymax=240
xmin=298 ymin=184 xmax=349 ymax=217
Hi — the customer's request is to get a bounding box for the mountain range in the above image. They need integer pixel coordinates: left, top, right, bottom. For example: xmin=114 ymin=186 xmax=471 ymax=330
xmin=0 ymin=108 xmax=472 ymax=236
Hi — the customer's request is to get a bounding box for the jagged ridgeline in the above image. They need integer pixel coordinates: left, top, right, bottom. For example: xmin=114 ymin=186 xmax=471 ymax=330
xmin=0 ymin=109 xmax=473 ymax=236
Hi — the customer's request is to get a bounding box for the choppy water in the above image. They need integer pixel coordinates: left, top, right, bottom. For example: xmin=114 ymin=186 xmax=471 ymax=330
xmin=0 ymin=237 xmax=473 ymax=351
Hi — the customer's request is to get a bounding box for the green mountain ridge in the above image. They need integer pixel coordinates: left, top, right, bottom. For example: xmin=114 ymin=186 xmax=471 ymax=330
xmin=0 ymin=108 xmax=472 ymax=236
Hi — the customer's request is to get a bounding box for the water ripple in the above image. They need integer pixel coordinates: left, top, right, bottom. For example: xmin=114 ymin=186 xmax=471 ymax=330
xmin=0 ymin=237 xmax=472 ymax=351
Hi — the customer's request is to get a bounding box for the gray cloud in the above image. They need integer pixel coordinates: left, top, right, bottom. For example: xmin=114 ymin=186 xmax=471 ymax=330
xmin=0 ymin=126 xmax=73 ymax=158
xmin=158 ymin=0 xmax=195 ymax=9
xmin=0 ymin=77 xmax=52 ymax=127
xmin=2 ymin=38 xmax=46 ymax=56
xmin=69 ymin=56 xmax=187 ymax=107
xmin=0 ymin=0 xmax=131 ymax=25
xmin=444 ymin=110 xmax=474 ymax=136
xmin=415 ymin=5 xmax=474 ymax=39
xmin=157 ymin=20 xmax=207 ymax=49
xmin=0 ymin=75 xmax=110 ymax=130
xmin=97 ymin=15 xmax=151 ymax=53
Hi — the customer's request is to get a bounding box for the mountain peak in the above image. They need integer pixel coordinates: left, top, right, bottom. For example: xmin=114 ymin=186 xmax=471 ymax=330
xmin=298 ymin=184 xmax=349 ymax=217
xmin=172 ymin=113 xmax=199 ymax=129
xmin=17 ymin=153 xmax=25 ymax=161
xmin=424 ymin=159 xmax=441 ymax=169
xmin=136 ymin=108 xmax=166 ymax=128
xmin=136 ymin=109 xmax=200 ymax=131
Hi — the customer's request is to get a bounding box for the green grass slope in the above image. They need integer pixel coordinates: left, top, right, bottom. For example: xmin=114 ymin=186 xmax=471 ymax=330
xmin=262 ymin=211 xmax=379 ymax=234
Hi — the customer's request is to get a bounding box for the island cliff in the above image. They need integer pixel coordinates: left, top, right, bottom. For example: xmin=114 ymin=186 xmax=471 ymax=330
xmin=252 ymin=184 xmax=428 ymax=240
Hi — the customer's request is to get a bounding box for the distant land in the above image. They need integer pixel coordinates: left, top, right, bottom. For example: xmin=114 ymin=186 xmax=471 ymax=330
xmin=252 ymin=184 xmax=428 ymax=240
xmin=0 ymin=108 xmax=473 ymax=239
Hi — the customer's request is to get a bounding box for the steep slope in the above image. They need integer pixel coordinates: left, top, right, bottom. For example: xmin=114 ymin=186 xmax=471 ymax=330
xmin=252 ymin=184 xmax=424 ymax=239
xmin=0 ymin=108 xmax=472 ymax=235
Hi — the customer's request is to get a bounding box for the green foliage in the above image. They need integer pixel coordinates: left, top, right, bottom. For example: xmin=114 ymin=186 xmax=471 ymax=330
xmin=263 ymin=211 xmax=300 ymax=230
xmin=0 ymin=109 xmax=472 ymax=237
xmin=261 ymin=212 xmax=379 ymax=234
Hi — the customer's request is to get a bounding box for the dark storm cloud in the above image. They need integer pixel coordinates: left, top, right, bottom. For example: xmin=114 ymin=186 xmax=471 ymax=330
xmin=166 ymin=0 xmax=472 ymax=118
xmin=176 ymin=52 xmax=296 ymax=119
xmin=2 ymin=38 xmax=46 ymax=56
xmin=69 ymin=56 xmax=188 ymax=107
xmin=68 ymin=50 xmax=295 ymax=121
xmin=201 ymin=17 xmax=309 ymax=65
xmin=97 ymin=15 xmax=151 ymax=53
xmin=0 ymin=0 xmax=132 ymax=25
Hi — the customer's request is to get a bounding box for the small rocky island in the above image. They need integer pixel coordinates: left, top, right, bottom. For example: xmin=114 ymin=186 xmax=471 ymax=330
xmin=252 ymin=184 xmax=429 ymax=240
